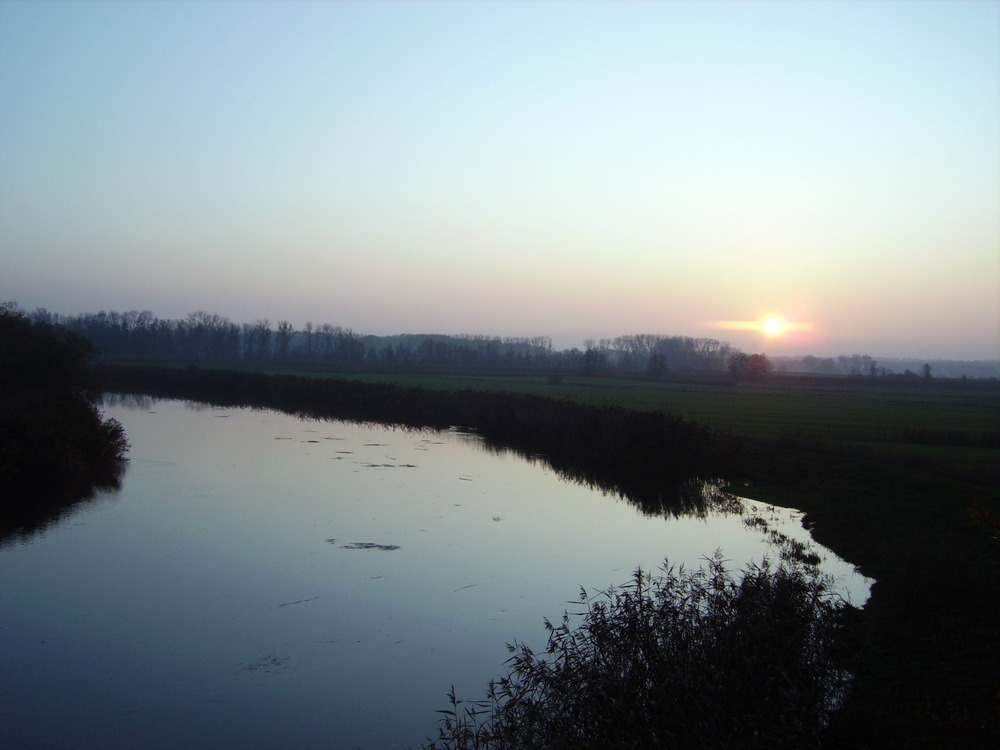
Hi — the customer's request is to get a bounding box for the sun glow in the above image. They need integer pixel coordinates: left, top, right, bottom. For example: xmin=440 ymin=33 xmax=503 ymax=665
xmin=704 ymin=317 xmax=815 ymax=336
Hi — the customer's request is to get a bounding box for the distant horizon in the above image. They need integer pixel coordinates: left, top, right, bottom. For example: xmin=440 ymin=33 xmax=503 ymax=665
xmin=3 ymin=2 xmax=998 ymax=363
xmin=9 ymin=298 xmax=998 ymax=363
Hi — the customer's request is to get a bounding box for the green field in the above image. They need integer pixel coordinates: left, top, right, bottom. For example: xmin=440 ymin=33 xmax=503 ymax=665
xmin=326 ymin=372 xmax=996 ymax=434
xmin=109 ymin=361 xmax=1000 ymax=442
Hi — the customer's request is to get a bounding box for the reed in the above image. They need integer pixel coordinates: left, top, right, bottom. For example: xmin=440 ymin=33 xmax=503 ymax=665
xmin=424 ymin=553 xmax=859 ymax=749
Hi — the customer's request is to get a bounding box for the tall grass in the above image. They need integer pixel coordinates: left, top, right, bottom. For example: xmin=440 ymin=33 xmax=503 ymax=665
xmin=424 ymin=554 xmax=859 ymax=750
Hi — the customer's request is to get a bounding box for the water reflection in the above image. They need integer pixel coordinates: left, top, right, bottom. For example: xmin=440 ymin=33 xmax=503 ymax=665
xmin=467 ymin=431 xmax=749 ymax=519
xmin=0 ymin=398 xmax=871 ymax=749
xmin=0 ymin=451 xmax=126 ymax=547
xmin=102 ymin=391 xmax=742 ymax=522
xmin=96 ymin=365 xmax=751 ymax=519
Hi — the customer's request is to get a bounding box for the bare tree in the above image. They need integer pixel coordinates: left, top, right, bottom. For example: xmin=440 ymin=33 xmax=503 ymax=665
xmin=276 ymin=321 xmax=295 ymax=361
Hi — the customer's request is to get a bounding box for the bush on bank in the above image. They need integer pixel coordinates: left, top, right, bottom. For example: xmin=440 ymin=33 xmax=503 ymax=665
xmin=0 ymin=303 xmax=128 ymax=539
xmin=424 ymin=554 xmax=859 ymax=750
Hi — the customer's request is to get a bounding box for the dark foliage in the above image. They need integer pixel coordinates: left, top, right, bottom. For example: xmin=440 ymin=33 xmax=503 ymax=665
xmin=0 ymin=304 xmax=128 ymax=542
xmin=1 ymin=303 xmax=98 ymax=395
xmin=728 ymin=352 xmax=774 ymax=381
xmin=424 ymin=554 xmax=860 ymax=749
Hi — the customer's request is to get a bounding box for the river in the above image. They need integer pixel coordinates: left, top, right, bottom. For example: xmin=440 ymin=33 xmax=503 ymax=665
xmin=0 ymin=398 xmax=870 ymax=749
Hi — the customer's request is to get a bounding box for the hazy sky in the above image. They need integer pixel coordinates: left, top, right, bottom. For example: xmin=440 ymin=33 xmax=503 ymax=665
xmin=2 ymin=1 xmax=998 ymax=358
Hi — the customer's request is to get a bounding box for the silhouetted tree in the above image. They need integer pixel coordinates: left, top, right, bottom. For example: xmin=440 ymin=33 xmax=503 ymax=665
xmin=1 ymin=303 xmax=128 ymax=540
xmin=837 ymin=354 xmax=874 ymax=377
xmin=275 ymin=320 xmax=295 ymax=361
xmin=247 ymin=319 xmax=271 ymax=360
xmin=728 ymin=352 xmax=773 ymax=381
xmin=301 ymin=322 xmax=315 ymax=360
xmin=648 ymin=351 xmax=667 ymax=378
xmin=582 ymin=345 xmax=606 ymax=375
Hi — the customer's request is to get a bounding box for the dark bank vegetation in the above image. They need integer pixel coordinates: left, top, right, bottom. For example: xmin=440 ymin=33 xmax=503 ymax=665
xmin=94 ymin=362 xmax=1000 ymax=747
xmin=0 ymin=303 xmax=128 ymax=542
xmin=425 ymin=555 xmax=859 ymax=750
xmin=96 ymin=364 xmax=749 ymax=518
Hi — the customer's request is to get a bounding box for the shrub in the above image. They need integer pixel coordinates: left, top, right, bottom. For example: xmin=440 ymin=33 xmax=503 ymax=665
xmin=425 ymin=554 xmax=859 ymax=749
xmin=0 ymin=303 xmax=128 ymax=540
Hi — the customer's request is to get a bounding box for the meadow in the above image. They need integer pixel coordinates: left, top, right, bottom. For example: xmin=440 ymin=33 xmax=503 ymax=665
xmin=329 ymin=371 xmax=998 ymax=436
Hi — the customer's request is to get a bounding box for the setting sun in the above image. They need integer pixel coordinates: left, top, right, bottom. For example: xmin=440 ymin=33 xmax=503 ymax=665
xmin=703 ymin=316 xmax=816 ymax=344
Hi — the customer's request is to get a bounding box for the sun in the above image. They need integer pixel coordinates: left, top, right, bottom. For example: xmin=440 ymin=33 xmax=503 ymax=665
xmin=762 ymin=318 xmax=784 ymax=336
xmin=703 ymin=317 xmax=814 ymax=337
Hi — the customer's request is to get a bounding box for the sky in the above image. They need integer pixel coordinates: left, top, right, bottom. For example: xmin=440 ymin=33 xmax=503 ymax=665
xmin=2 ymin=1 xmax=998 ymax=359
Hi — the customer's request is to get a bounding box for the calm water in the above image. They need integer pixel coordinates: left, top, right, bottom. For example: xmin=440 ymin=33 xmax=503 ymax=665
xmin=0 ymin=399 xmax=870 ymax=749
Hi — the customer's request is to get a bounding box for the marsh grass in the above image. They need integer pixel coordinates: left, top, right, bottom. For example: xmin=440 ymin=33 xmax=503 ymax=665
xmin=424 ymin=554 xmax=859 ymax=749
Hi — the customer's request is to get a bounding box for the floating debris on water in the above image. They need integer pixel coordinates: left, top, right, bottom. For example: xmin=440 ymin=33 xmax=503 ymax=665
xmin=278 ymin=596 xmax=319 ymax=608
xmin=239 ymin=652 xmax=289 ymax=673
xmin=340 ymin=542 xmax=401 ymax=551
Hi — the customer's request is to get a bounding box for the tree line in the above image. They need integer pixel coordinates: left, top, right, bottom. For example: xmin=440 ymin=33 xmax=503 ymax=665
xmin=29 ymin=308 xmax=758 ymax=377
